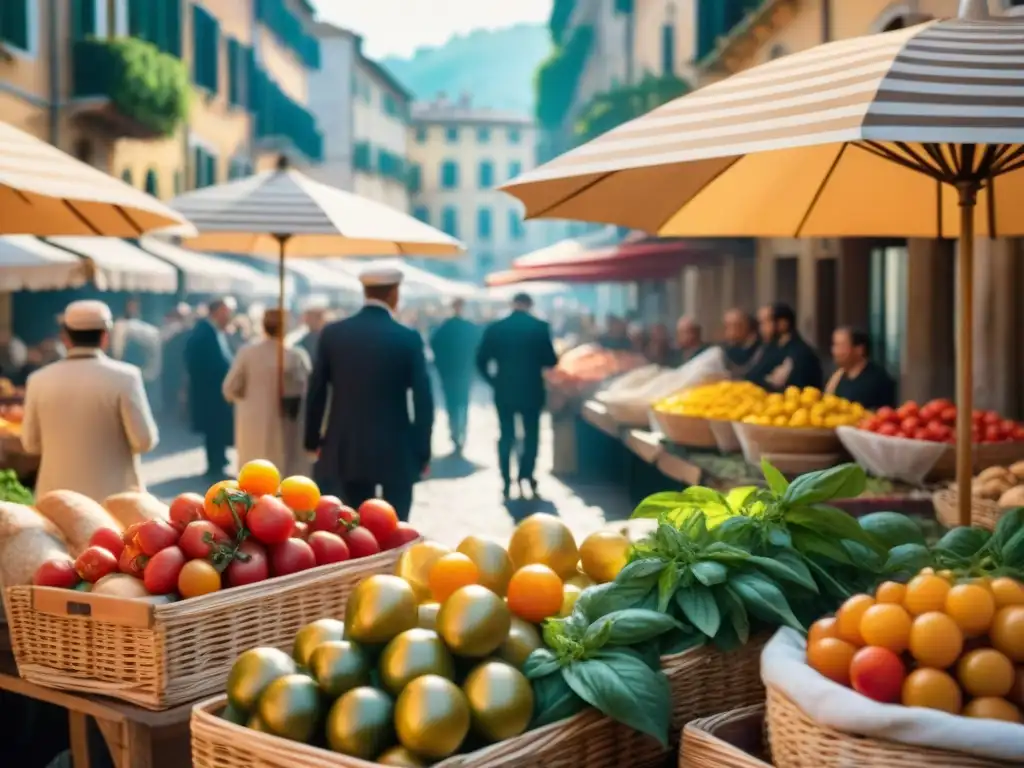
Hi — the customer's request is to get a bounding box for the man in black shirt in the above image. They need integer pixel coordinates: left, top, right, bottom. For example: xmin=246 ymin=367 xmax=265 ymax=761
xmin=722 ymin=309 xmax=762 ymax=376
xmin=826 ymin=327 xmax=896 ymax=410
xmin=672 ymin=317 xmax=708 ymax=366
xmin=754 ymin=303 xmax=823 ymax=391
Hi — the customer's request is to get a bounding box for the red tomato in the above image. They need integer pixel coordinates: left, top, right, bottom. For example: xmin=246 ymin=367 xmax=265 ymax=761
xmin=204 ymin=480 xmax=249 ymax=534
xmin=89 ymin=528 xmax=125 ymax=559
xmin=928 ymin=398 xmax=953 ymax=411
xmin=1013 ymin=426 xmax=1024 ymax=441
xmin=247 ymin=495 xmax=296 ymax=545
xmin=308 ymin=495 xmax=344 ymax=533
xmin=121 ymin=522 xmax=144 ymax=546
xmin=225 ymin=539 xmax=269 ymax=587
xmin=75 ymin=546 xmax=119 ymax=583
xmin=269 ymin=538 xmax=316 ymax=576
xmin=850 ymin=646 xmax=905 ymax=703
xmin=342 ymin=526 xmax=381 ymax=559
xmin=860 ymin=416 xmax=880 ymax=432
xmin=143 ymin=546 xmax=186 ymax=595
xmin=900 ymin=416 xmax=921 ymax=434
xmin=378 ymin=522 xmax=420 ymax=550
xmin=983 ymin=410 xmax=1001 ymax=426
xmin=940 ymin=406 xmax=957 ymax=424
xmin=308 ymin=531 xmax=351 ymax=565
xmin=357 ymin=499 xmax=399 ymax=543
xmin=179 ymin=520 xmax=231 ymax=560
xmin=919 ymin=403 xmax=938 ymax=422
xmin=878 ymin=423 xmax=899 ymax=437
xmin=34 ymin=558 xmax=80 ymax=588
xmin=292 ymin=521 xmax=309 ymax=541
xmin=1000 ymin=419 xmax=1017 ymax=437
xmin=135 ymin=520 xmax=180 ymax=557
xmin=985 ymin=425 xmax=1002 ymax=444
xmin=896 ymin=402 xmax=919 ymax=420
xmin=119 ymin=543 xmax=146 ymax=576
xmin=927 ymin=422 xmax=950 ymax=442
xmin=913 ymin=428 xmax=930 ymax=441
xmin=168 ymin=493 xmax=205 ymax=531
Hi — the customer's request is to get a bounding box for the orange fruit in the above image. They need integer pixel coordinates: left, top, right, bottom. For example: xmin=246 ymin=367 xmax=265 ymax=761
xmin=874 ymin=581 xmax=907 ymax=605
xmin=945 ymin=583 xmax=996 ymax=637
xmin=204 ymin=479 xmax=239 ymax=519
xmin=428 ymin=553 xmax=480 ymax=603
xmin=990 ymin=577 xmax=1024 ymax=609
xmin=901 ymin=668 xmax=962 ymax=714
xmin=957 ymin=648 xmax=1015 ymax=698
xmin=904 ymin=573 xmax=951 ymax=616
xmin=908 ymin=612 xmax=963 ymax=669
xmin=936 ymin=569 xmax=956 ymax=583
xmin=962 ymin=697 xmax=1023 ymax=724
xmin=279 ymin=475 xmax=321 ymax=513
xmin=808 ymin=617 xmax=839 ymax=645
xmin=237 ymin=459 xmax=281 ymax=498
xmin=859 ymin=603 xmax=912 ymax=653
xmin=806 ymin=638 xmax=857 ymax=686
xmin=178 ymin=559 xmax=222 ymax=598
xmin=835 ymin=594 xmax=875 ymax=646
xmin=506 ymin=565 xmax=564 ymax=623
xmin=990 ymin=606 xmax=1024 ymax=663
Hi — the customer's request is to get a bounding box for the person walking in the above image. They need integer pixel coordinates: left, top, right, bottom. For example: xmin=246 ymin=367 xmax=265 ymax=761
xmin=160 ymin=303 xmax=192 ymax=418
xmin=295 ymin=296 xmax=330 ymax=361
xmin=185 ymin=297 xmax=236 ymax=478
xmin=223 ymin=309 xmax=312 ymax=476
xmin=304 ymin=268 xmax=433 ymax=522
xmin=476 ymin=292 xmax=558 ymax=500
xmin=430 ymin=298 xmax=479 ymax=453
xmin=21 ymin=300 xmax=159 ymax=501
xmin=111 ymin=298 xmax=162 ymax=405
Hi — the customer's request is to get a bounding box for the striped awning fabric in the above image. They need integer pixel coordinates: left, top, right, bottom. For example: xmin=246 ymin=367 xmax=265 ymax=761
xmin=170 ymin=163 xmax=464 ymax=258
xmin=0 ymin=121 xmax=193 ymax=238
xmin=502 ymin=15 xmax=1024 ymax=238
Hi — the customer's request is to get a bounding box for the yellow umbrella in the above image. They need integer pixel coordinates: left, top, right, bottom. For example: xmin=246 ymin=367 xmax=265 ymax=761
xmin=0 ymin=121 xmax=193 ymax=237
xmin=503 ymin=1 xmax=1024 ymax=525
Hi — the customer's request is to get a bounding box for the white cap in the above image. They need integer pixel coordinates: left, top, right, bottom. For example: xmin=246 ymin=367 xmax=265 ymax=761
xmin=300 ymin=294 xmax=330 ymax=312
xmin=359 ymin=266 xmax=403 ymax=288
xmin=63 ymin=300 xmax=113 ymax=331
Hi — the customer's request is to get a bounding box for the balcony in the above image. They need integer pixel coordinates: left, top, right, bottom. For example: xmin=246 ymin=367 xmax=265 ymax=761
xmin=70 ymin=38 xmax=190 ymax=140
xmin=249 ymin=66 xmax=323 ymax=163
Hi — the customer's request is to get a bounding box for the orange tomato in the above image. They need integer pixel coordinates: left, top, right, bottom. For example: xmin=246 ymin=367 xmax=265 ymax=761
xmin=990 ymin=606 xmax=1024 ymax=663
xmin=904 ymin=573 xmax=951 ymax=616
xmin=808 ymin=617 xmax=839 ymax=646
xmin=204 ymin=480 xmax=243 ymax=532
xmin=962 ymin=697 xmax=1023 ymax=724
xmin=990 ymin=577 xmax=1024 ymax=609
xmin=945 ymin=583 xmax=996 ymax=637
xmin=279 ymin=475 xmax=321 ymax=514
xmin=237 ymin=459 xmax=281 ymax=497
xmin=859 ymin=603 xmax=912 ymax=653
xmin=874 ymin=581 xmax=907 ymax=605
xmin=506 ymin=565 xmax=564 ymax=623
xmin=178 ymin=559 xmax=222 ymax=598
xmin=901 ymin=668 xmax=962 ymax=714
xmin=428 ymin=553 xmax=480 ymax=603
xmin=908 ymin=612 xmax=963 ymax=669
xmin=836 ymin=594 xmax=875 ymax=646
xmin=957 ymin=648 xmax=1015 ymax=698
xmin=806 ymin=638 xmax=857 ymax=686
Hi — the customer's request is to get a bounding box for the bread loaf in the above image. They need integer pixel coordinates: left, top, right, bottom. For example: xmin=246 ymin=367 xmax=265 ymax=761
xmin=0 ymin=501 xmax=62 ymax=541
xmin=35 ymin=490 xmax=122 ymax=555
xmin=103 ymin=492 xmax=169 ymax=528
xmin=0 ymin=527 xmax=69 ymax=587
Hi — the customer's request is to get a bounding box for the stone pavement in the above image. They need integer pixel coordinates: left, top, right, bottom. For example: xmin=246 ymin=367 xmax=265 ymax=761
xmin=141 ymin=390 xmax=635 ymax=548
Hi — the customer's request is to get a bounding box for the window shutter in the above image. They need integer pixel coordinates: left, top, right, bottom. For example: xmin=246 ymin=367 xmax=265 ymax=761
xmin=0 ymin=0 xmax=29 ymax=50
xmin=165 ymin=0 xmax=181 ymax=57
xmin=71 ymin=0 xmax=96 ymax=40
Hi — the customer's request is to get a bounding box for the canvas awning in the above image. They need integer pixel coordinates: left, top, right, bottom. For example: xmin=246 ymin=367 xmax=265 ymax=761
xmin=46 ymin=237 xmax=178 ymax=293
xmin=0 ymin=236 xmax=92 ymax=291
xmin=512 ymin=226 xmax=625 ymax=269
xmin=283 ymin=258 xmax=362 ymax=296
xmin=137 ymin=237 xmax=288 ymax=296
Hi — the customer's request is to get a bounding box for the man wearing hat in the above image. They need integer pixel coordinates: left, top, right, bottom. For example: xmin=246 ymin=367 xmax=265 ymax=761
xmin=21 ymin=300 xmax=159 ymax=501
xmin=305 ymin=266 xmax=434 ymax=521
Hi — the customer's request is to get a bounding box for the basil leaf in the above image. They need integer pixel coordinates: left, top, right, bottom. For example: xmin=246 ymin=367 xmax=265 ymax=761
xmin=936 ymin=527 xmax=991 ymax=560
xmin=562 ymin=652 xmax=671 ymax=746
xmin=681 ymin=512 xmax=710 ymax=545
xmin=761 ymin=458 xmax=790 ymax=495
xmin=691 ymin=560 xmax=729 ymax=587
xmin=674 ymin=583 xmax=721 ymax=638
xmin=787 ymin=504 xmax=883 ymax=553
xmin=523 ymin=649 xmax=561 ymax=679
xmin=791 ymin=528 xmax=854 ymax=565
xmin=841 ymin=540 xmax=884 ymax=574
xmin=884 ymin=543 xmax=933 ymax=576
xmin=858 ymin=511 xmax=926 ymax=549
xmin=616 ymin=558 xmax=667 ymax=582
xmin=804 ymin=556 xmax=855 ymax=601
xmin=712 ymin=620 xmax=742 ymax=652
xmin=578 ymin=579 xmax=654 ymax=621
xmin=703 ymin=541 xmax=753 ymax=563
xmin=729 ymin=572 xmax=804 ymax=631
xmin=657 ymin=564 xmax=680 ymax=612
xmin=720 ymin=585 xmax=750 ymax=645
xmin=715 ymin=516 xmax=758 ymax=550
xmin=583 ymin=615 xmax=614 ymax=651
xmin=747 ymin=552 xmax=818 ymax=593
xmin=656 ymin=522 xmax=687 ymax=555
xmin=586 ymin=608 xmax=680 ymax=647
xmin=782 ymin=463 xmax=866 ymax=506
xmin=768 ymin=526 xmax=792 ymax=549
xmin=989 ymin=508 xmax=1024 ymax=553
xmin=1001 ymin=525 xmax=1024 ymax=567
xmin=530 ymin=671 xmax=586 ymax=728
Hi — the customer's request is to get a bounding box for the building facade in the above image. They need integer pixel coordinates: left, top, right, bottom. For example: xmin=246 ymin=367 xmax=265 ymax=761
xmin=305 ymin=22 xmax=358 ymax=192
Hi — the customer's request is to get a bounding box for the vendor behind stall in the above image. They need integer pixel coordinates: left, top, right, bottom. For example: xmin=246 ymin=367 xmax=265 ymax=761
xmin=721 ymin=308 xmax=762 ymax=376
xmin=748 ymin=303 xmax=823 ymax=392
xmin=825 ymin=327 xmax=897 ymax=410
xmin=672 ymin=316 xmax=708 ymax=366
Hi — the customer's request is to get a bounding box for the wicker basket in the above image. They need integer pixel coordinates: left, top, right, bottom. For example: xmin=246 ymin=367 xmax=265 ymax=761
xmin=765 ymin=685 xmax=1013 ymax=768
xmin=191 ymin=695 xmax=669 ymax=768
xmin=708 ymin=420 xmax=742 ymax=454
xmin=932 ymin=488 xmax=1005 ymax=530
xmin=5 ymin=542 xmax=414 ymax=710
xmin=653 ymin=411 xmax=718 ymax=448
xmin=605 ymin=399 xmax=656 ymax=428
xmin=929 ymin=441 xmax=1024 ymax=480
xmin=734 ymin=424 xmax=841 ymax=466
xmin=680 ymin=705 xmax=772 ymax=768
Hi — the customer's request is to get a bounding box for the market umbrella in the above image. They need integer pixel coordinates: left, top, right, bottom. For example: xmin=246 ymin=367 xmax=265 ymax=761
xmin=169 ymin=156 xmax=464 ymax=394
xmin=0 ymin=121 xmax=193 ymax=237
xmin=502 ymin=0 xmax=1024 ymax=525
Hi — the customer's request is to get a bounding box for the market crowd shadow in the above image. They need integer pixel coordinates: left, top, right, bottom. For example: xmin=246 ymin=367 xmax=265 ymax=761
xmin=503 ymin=495 xmax=558 ymax=523
xmin=428 ymin=451 xmax=483 ymax=480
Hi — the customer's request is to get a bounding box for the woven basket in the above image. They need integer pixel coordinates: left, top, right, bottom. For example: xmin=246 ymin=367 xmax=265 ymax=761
xmin=191 ymin=695 xmax=669 ymax=768
xmin=5 ymin=542 xmax=414 ymax=710
xmin=653 ymin=411 xmax=718 ymax=448
xmin=929 ymin=441 xmax=1024 ymax=480
xmin=765 ymin=685 xmax=1013 ymax=768
xmin=932 ymin=488 xmax=1005 ymax=530
xmin=761 ymin=453 xmax=842 ymax=476
xmin=708 ymin=420 xmax=742 ymax=454
xmin=605 ymin=399 xmax=656 ymax=428
xmin=680 ymin=704 xmax=772 ymax=768
xmin=733 ymin=423 xmax=842 ymax=461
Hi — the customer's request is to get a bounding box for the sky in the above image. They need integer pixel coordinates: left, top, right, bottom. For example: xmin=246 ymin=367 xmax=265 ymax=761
xmin=313 ymin=0 xmax=553 ymax=59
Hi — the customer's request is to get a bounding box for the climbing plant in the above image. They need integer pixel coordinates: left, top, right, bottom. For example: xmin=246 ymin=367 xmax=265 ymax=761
xmin=534 ymin=24 xmax=594 ymax=130
xmin=574 ymin=73 xmax=690 ymax=144
xmin=549 ymin=0 xmax=576 ymax=45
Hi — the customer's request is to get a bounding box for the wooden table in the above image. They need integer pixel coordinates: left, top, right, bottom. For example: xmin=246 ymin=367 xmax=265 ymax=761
xmin=581 ymin=400 xmax=620 ymax=438
xmin=0 ymin=648 xmax=191 ymax=768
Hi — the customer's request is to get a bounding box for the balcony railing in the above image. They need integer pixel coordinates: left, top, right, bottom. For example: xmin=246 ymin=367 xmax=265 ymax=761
xmin=248 ymin=62 xmax=323 ymax=162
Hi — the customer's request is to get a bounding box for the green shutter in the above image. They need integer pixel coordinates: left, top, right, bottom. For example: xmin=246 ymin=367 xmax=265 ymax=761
xmin=71 ymin=0 xmax=96 ymax=40
xmin=165 ymin=0 xmax=181 ymax=57
xmin=144 ymin=169 xmax=159 ymax=196
xmin=0 ymin=0 xmax=29 ymax=51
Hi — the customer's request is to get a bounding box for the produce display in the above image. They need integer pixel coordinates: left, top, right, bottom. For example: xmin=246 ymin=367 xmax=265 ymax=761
xmin=30 ymin=460 xmax=418 ymax=601
xmin=0 ymin=402 xmax=23 ymax=437
xmin=970 ymin=463 xmax=1024 ymax=506
xmin=859 ymin=399 xmax=1024 ymax=444
xmin=0 ymin=469 xmax=32 ymax=504
xmin=739 ymin=386 xmax=866 ymax=428
xmin=545 ymin=344 xmax=647 ymax=393
xmin=654 ymin=380 xmax=767 ymax=421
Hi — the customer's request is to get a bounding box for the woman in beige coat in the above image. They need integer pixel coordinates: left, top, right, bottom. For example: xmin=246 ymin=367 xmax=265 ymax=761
xmin=222 ymin=309 xmax=312 ymax=476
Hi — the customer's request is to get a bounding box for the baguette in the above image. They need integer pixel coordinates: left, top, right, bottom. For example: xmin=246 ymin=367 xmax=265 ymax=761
xmin=35 ymin=490 xmax=122 ymax=555
xmin=0 ymin=501 xmax=63 ymax=541
xmin=0 ymin=527 xmax=69 ymax=587
xmin=103 ymin=492 xmax=169 ymax=528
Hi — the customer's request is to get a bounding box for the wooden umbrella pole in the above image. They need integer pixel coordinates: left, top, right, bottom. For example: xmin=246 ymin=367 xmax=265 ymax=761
xmin=956 ymin=181 xmax=978 ymax=527
xmin=275 ymin=234 xmax=289 ymax=403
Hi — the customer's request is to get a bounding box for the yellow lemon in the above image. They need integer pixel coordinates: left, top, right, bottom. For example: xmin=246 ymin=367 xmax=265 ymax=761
xmin=507 ymin=513 xmax=579 ymax=577
xmin=579 ymin=530 xmax=630 ymax=583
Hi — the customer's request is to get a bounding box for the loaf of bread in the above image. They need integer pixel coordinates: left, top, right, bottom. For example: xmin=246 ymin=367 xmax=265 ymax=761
xmin=0 ymin=527 xmax=69 ymax=587
xmin=35 ymin=490 xmax=122 ymax=555
xmin=103 ymin=492 xmax=169 ymax=528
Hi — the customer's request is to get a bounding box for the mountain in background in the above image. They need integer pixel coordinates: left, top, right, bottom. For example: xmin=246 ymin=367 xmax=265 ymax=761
xmin=382 ymin=24 xmax=550 ymax=116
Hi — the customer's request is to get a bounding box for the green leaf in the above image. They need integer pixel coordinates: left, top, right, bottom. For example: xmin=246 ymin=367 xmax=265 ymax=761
xmin=585 ymin=608 xmax=681 ymax=647
xmin=761 ymin=458 xmax=790 ymax=495
xmin=715 ymin=516 xmax=758 ymax=549
xmin=1001 ymin=525 xmax=1024 ymax=567
xmin=583 ymin=616 xmax=614 ymax=651
xmin=729 ymin=572 xmax=804 ymax=632
xmin=884 ymin=543 xmax=934 ymax=576
xmin=768 ymin=526 xmax=792 ymax=548
xmin=804 ymin=556 xmax=856 ymax=601
xmin=787 ymin=504 xmax=884 ymax=553
xmin=523 ymin=649 xmax=561 ymax=679
xmin=680 ymin=512 xmax=710 ymax=545
xmin=720 ymin=585 xmax=750 ymax=645
xmin=936 ymin=527 xmax=991 ymax=560
xmin=724 ymin=486 xmax=760 ymax=512
xmin=577 ymin=579 xmax=654 ymax=621
xmin=631 ymin=491 xmax=690 ymax=519
xmin=782 ymin=463 xmax=866 ymax=506
xmin=530 ymin=671 xmax=586 ymax=727
xmin=674 ymin=583 xmax=722 ymax=638
xmin=747 ymin=551 xmax=818 ymax=593
xmin=562 ymin=652 xmax=671 ymax=746
xmin=691 ymin=560 xmax=729 ymax=587
xmin=791 ymin=528 xmax=854 ymax=565
xmin=858 ymin=511 xmax=926 ymax=549
xmin=704 ymin=541 xmax=753 ymax=563
xmin=616 ymin=558 xmax=667 ymax=582
xmin=841 ymin=540 xmax=884 ymax=574
xmin=990 ymin=508 xmax=1024 ymax=554
xmin=657 ymin=564 xmax=680 ymax=612
xmin=656 ymin=522 xmax=688 ymax=555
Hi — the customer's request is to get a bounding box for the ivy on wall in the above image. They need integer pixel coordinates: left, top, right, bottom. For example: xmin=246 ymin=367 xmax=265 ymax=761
xmin=534 ymin=24 xmax=594 ymax=130
xmin=549 ymin=0 xmax=576 ymax=45
xmin=574 ymin=73 xmax=689 ymax=144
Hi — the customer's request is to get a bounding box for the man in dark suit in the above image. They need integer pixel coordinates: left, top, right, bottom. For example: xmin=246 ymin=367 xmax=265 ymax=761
xmin=430 ymin=298 xmax=479 ymax=453
xmin=304 ymin=268 xmax=433 ymax=521
xmin=476 ymin=292 xmax=558 ymax=500
xmin=185 ymin=297 xmax=235 ymax=477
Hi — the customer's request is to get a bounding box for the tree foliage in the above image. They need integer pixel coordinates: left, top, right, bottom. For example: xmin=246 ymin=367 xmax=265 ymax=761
xmin=534 ymin=25 xmax=594 ymax=130
xmin=574 ymin=74 xmax=690 ymax=144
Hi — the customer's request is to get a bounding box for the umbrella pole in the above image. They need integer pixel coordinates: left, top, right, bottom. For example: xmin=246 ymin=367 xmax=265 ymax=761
xmin=955 ymin=182 xmax=978 ymax=527
xmin=275 ymin=234 xmax=290 ymax=403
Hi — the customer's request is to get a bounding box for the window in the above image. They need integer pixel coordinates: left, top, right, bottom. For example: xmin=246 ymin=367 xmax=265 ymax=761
xmin=0 ymin=0 xmax=31 ymax=52
xmin=476 ymin=207 xmax=492 ymax=241
xmin=71 ymin=0 xmax=95 ymax=40
xmin=191 ymin=4 xmax=220 ymax=92
xmin=226 ymin=38 xmax=247 ymax=107
xmin=445 ymin=126 xmax=459 ymax=144
xmin=441 ymin=206 xmax=459 ymax=238
xmin=128 ymin=0 xmax=182 ymax=55
xmin=407 ymin=164 xmax=421 ymax=193
xmin=440 ymin=160 xmax=459 ymax=189
xmin=508 ymin=160 xmax=523 ymax=180
xmin=662 ymin=23 xmax=676 ymax=75
xmin=121 ymin=168 xmax=134 ymax=186
xmin=415 ymin=126 xmax=428 ymax=143
xmin=383 ymin=93 xmax=406 ymax=119
xmin=476 ymin=126 xmax=490 ymax=143
xmin=413 ymin=205 xmax=429 ymax=224
xmin=507 ymin=127 xmax=521 ymax=144
xmin=353 ymin=142 xmax=372 ymax=173
xmin=144 ymin=168 xmax=159 ymax=196
xmin=478 ymin=160 xmax=494 ymax=189
xmin=193 ymin=146 xmax=217 ymax=188
xmin=508 ymin=210 xmax=524 ymax=240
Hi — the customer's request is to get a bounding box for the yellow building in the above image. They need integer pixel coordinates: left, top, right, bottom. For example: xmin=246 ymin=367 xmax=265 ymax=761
xmin=0 ymin=0 xmax=322 ymax=199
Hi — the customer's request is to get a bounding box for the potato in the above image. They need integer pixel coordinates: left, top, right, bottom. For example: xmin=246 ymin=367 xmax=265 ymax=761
xmin=0 ymin=527 xmax=69 ymax=587
xmin=102 ymin=492 xmax=169 ymax=528
xmin=977 ymin=466 xmax=1013 ymax=484
xmin=35 ymin=490 xmax=122 ymax=556
xmin=999 ymin=485 xmax=1024 ymax=508
xmin=980 ymin=477 xmax=1014 ymax=500
xmin=1009 ymin=461 xmax=1024 ymax=481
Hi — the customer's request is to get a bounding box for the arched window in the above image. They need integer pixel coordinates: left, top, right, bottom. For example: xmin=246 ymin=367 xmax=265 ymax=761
xmin=121 ymin=168 xmax=133 ymax=186
xmin=144 ymin=169 xmax=159 ymax=197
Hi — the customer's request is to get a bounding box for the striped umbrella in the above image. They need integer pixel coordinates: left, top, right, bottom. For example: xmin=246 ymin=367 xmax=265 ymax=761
xmin=503 ymin=0 xmax=1024 ymax=524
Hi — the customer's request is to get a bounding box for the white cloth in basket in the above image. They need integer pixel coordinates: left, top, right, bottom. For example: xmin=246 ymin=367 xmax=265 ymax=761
xmin=761 ymin=628 xmax=1024 ymax=762
xmin=597 ymin=364 xmax=665 ymax=401
xmin=836 ymin=426 xmax=948 ymax=485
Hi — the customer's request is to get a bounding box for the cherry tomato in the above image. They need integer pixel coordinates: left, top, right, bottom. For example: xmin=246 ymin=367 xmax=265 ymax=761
xmin=308 ymin=531 xmax=350 ymax=565
xmin=121 ymin=522 xmax=144 ymax=546
xmin=143 ymin=546 xmax=186 ymax=595
xmin=357 ymin=499 xmax=399 ymax=543
xmin=269 ymin=538 xmax=316 ymax=576
xmin=135 ymin=519 xmax=180 ymax=557
xmin=378 ymin=522 xmax=420 ymax=550
xmin=119 ymin=543 xmax=146 ymax=576
xmin=237 ymin=459 xmax=281 ymax=498
xmin=901 ymin=416 xmax=921 ymax=434
xmin=878 ymin=423 xmax=899 ymax=437
xmin=279 ymin=476 xmax=320 ymax=514
xmin=75 ymin=546 xmax=119 ymax=583
xmin=896 ymin=402 xmax=919 ymax=420
xmin=913 ymin=428 xmax=930 ymax=441
xmin=88 ymin=528 xmax=125 ymax=559
xmin=225 ymin=539 xmax=269 ymax=587
xmin=179 ymin=520 xmax=231 ymax=560
xmin=247 ymin=495 xmax=295 ymax=545
xmin=308 ymin=495 xmax=344 ymax=533
xmin=876 ymin=406 xmax=895 ymax=423
xmin=168 ymin=493 xmax=205 ymax=531
xmin=34 ymin=558 xmax=80 ymax=588
xmin=292 ymin=521 xmax=309 ymax=541
xmin=177 ymin=559 xmax=222 ymax=599
xmin=940 ymin=406 xmax=957 ymax=424
xmin=204 ymin=480 xmax=248 ymax=534
xmin=342 ymin=526 xmax=380 ymax=559
xmin=850 ymin=646 xmax=905 ymax=703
